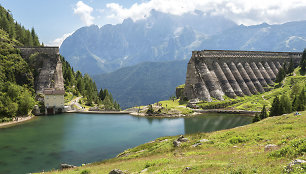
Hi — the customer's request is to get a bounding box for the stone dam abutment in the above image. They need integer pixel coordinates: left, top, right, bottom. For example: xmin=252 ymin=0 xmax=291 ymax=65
xmin=18 ymin=47 xmax=64 ymax=93
xmin=184 ymin=50 xmax=302 ymax=101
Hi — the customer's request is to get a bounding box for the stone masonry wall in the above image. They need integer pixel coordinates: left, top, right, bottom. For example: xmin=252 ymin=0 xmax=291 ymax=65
xmin=18 ymin=47 xmax=64 ymax=93
xmin=184 ymin=50 xmax=302 ymax=101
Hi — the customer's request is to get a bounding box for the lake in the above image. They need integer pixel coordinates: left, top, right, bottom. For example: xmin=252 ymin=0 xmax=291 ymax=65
xmin=0 ymin=113 xmax=253 ymax=174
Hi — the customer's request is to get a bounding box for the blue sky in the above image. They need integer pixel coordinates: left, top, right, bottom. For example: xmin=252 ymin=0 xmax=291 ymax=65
xmin=1 ymin=0 xmax=306 ymax=46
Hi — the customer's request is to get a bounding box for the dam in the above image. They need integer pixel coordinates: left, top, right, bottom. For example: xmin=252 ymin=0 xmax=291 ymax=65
xmin=184 ymin=50 xmax=302 ymax=101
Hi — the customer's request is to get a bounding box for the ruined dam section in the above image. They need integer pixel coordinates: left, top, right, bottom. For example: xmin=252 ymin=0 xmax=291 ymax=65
xmin=184 ymin=50 xmax=302 ymax=101
xmin=18 ymin=47 xmax=64 ymax=93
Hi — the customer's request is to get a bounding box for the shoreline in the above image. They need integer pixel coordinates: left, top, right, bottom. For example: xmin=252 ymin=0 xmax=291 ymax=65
xmin=0 ymin=116 xmax=35 ymax=128
xmin=65 ymin=110 xmax=132 ymax=114
xmin=129 ymin=109 xmax=258 ymax=118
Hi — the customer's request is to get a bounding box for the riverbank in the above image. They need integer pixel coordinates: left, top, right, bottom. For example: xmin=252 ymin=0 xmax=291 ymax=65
xmin=43 ymin=111 xmax=306 ymax=174
xmin=0 ymin=116 xmax=35 ymax=128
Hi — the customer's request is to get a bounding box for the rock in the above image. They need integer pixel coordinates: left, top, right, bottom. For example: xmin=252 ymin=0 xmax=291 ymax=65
xmin=60 ymin=163 xmax=76 ymax=170
xmin=140 ymin=168 xmax=148 ymax=173
xmin=192 ymin=143 xmax=202 ymax=147
xmin=264 ymin=144 xmax=278 ymax=151
xmin=177 ymin=135 xmax=189 ymax=142
xmin=199 ymin=139 xmax=210 ymax=143
xmin=184 ymin=167 xmax=192 ymax=170
xmin=173 ymin=140 xmax=181 ymax=147
xmin=285 ymin=159 xmax=306 ymax=172
xmin=160 ymin=139 xmax=168 ymax=142
xmin=109 ymin=169 xmax=126 ymax=174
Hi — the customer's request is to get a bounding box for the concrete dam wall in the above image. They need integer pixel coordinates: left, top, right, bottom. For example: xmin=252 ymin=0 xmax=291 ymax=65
xmin=184 ymin=50 xmax=302 ymax=101
xmin=18 ymin=47 xmax=64 ymax=93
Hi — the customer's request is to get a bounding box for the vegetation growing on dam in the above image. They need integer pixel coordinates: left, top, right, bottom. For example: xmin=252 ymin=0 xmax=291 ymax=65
xmin=197 ymin=67 xmax=305 ymax=112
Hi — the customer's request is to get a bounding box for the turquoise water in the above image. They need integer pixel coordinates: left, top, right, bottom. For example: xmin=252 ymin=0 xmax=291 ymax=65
xmin=0 ymin=113 xmax=252 ymax=174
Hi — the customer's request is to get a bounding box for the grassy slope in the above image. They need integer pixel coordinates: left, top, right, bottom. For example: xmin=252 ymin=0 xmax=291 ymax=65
xmin=44 ymin=111 xmax=305 ymax=174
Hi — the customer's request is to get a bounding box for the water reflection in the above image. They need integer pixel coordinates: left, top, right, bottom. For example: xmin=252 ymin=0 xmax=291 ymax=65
xmin=0 ymin=113 xmax=252 ymax=174
xmin=184 ymin=114 xmax=252 ymax=134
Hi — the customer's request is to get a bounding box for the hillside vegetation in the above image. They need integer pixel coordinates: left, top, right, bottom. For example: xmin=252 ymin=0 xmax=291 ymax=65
xmin=0 ymin=5 xmax=119 ymax=121
xmin=196 ymin=67 xmax=305 ymax=112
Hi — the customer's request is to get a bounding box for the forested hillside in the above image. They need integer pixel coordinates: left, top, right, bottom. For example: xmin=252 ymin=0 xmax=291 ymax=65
xmin=61 ymin=57 xmax=120 ymax=110
xmin=0 ymin=5 xmax=46 ymax=120
xmin=0 ymin=5 xmax=119 ymax=121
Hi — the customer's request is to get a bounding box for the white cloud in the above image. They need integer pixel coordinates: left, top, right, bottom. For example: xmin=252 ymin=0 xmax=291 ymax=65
xmin=74 ymin=1 xmax=94 ymax=26
xmin=48 ymin=32 xmax=73 ymax=47
xmin=105 ymin=0 xmax=306 ymax=25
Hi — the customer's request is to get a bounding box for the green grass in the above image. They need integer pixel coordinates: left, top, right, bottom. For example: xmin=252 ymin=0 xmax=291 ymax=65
xmin=159 ymin=99 xmax=193 ymax=115
xmin=64 ymin=92 xmax=77 ymax=105
xmin=42 ymin=111 xmax=306 ymax=174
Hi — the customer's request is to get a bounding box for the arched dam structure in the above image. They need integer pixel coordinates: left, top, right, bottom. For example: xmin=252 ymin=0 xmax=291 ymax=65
xmin=184 ymin=50 xmax=302 ymax=101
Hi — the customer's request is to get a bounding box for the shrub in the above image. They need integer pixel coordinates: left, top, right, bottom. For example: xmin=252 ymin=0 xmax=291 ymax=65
xmin=270 ymin=138 xmax=306 ymax=158
xmin=80 ymin=169 xmax=90 ymax=174
xmin=229 ymin=136 xmax=248 ymax=144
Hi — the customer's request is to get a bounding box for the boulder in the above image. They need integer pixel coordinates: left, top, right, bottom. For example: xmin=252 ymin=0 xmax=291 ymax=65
xmin=173 ymin=140 xmax=181 ymax=147
xmin=286 ymin=159 xmax=306 ymax=172
xmin=192 ymin=143 xmax=202 ymax=147
xmin=264 ymin=144 xmax=278 ymax=151
xmin=199 ymin=139 xmax=210 ymax=143
xmin=60 ymin=163 xmax=76 ymax=170
xmin=177 ymin=135 xmax=189 ymax=142
xmin=109 ymin=169 xmax=126 ymax=174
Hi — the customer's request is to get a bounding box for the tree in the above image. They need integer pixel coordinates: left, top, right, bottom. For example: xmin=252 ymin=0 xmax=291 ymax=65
xmin=275 ymin=67 xmax=286 ymax=83
xmin=146 ymin=104 xmax=154 ymax=115
xmin=287 ymin=59 xmax=294 ymax=75
xmin=18 ymin=90 xmax=35 ymax=115
xmin=300 ymin=48 xmax=306 ymax=72
xmin=270 ymin=96 xmax=281 ymax=116
xmin=280 ymin=94 xmax=292 ymax=114
xmin=296 ymin=89 xmax=305 ymax=111
xmin=31 ymin=28 xmax=40 ymax=46
xmin=253 ymin=113 xmax=260 ymax=123
xmin=259 ymin=105 xmax=268 ymax=119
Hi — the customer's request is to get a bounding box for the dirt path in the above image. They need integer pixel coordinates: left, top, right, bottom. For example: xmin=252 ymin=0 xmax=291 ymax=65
xmin=0 ymin=116 xmax=35 ymax=128
xmin=70 ymin=96 xmax=84 ymax=110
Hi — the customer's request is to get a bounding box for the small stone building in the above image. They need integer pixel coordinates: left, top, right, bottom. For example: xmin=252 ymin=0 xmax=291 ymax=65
xmin=43 ymin=88 xmax=65 ymax=115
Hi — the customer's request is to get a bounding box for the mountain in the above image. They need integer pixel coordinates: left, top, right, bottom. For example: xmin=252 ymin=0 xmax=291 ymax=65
xmin=61 ymin=10 xmax=306 ymax=108
xmin=93 ymin=60 xmax=188 ymax=109
xmin=60 ymin=10 xmax=237 ymax=74
xmin=199 ymin=21 xmax=306 ymax=51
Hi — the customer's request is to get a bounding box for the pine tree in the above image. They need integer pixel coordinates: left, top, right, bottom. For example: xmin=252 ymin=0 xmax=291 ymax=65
xmin=259 ymin=105 xmax=268 ymax=119
xmin=287 ymin=59 xmax=294 ymax=75
xmin=270 ymin=96 xmax=281 ymax=116
xmin=301 ymin=48 xmax=306 ymax=72
xmin=280 ymin=94 xmax=292 ymax=114
xmin=296 ymin=88 xmax=305 ymax=111
xmin=275 ymin=68 xmax=286 ymax=83
xmin=253 ymin=113 xmax=261 ymax=123
xmin=31 ymin=28 xmax=40 ymax=46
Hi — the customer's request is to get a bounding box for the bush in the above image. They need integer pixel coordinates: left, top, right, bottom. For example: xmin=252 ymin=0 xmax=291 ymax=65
xmin=270 ymin=138 xmax=306 ymax=158
xmin=80 ymin=169 xmax=90 ymax=174
xmin=228 ymin=136 xmax=248 ymax=144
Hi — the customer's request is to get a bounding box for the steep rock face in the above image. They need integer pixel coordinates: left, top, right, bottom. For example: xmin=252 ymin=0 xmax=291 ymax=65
xmin=18 ymin=47 xmax=64 ymax=93
xmin=60 ymin=14 xmax=306 ymax=75
xmin=184 ymin=50 xmax=302 ymax=101
xmin=60 ymin=11 xmax=237 ymax=74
